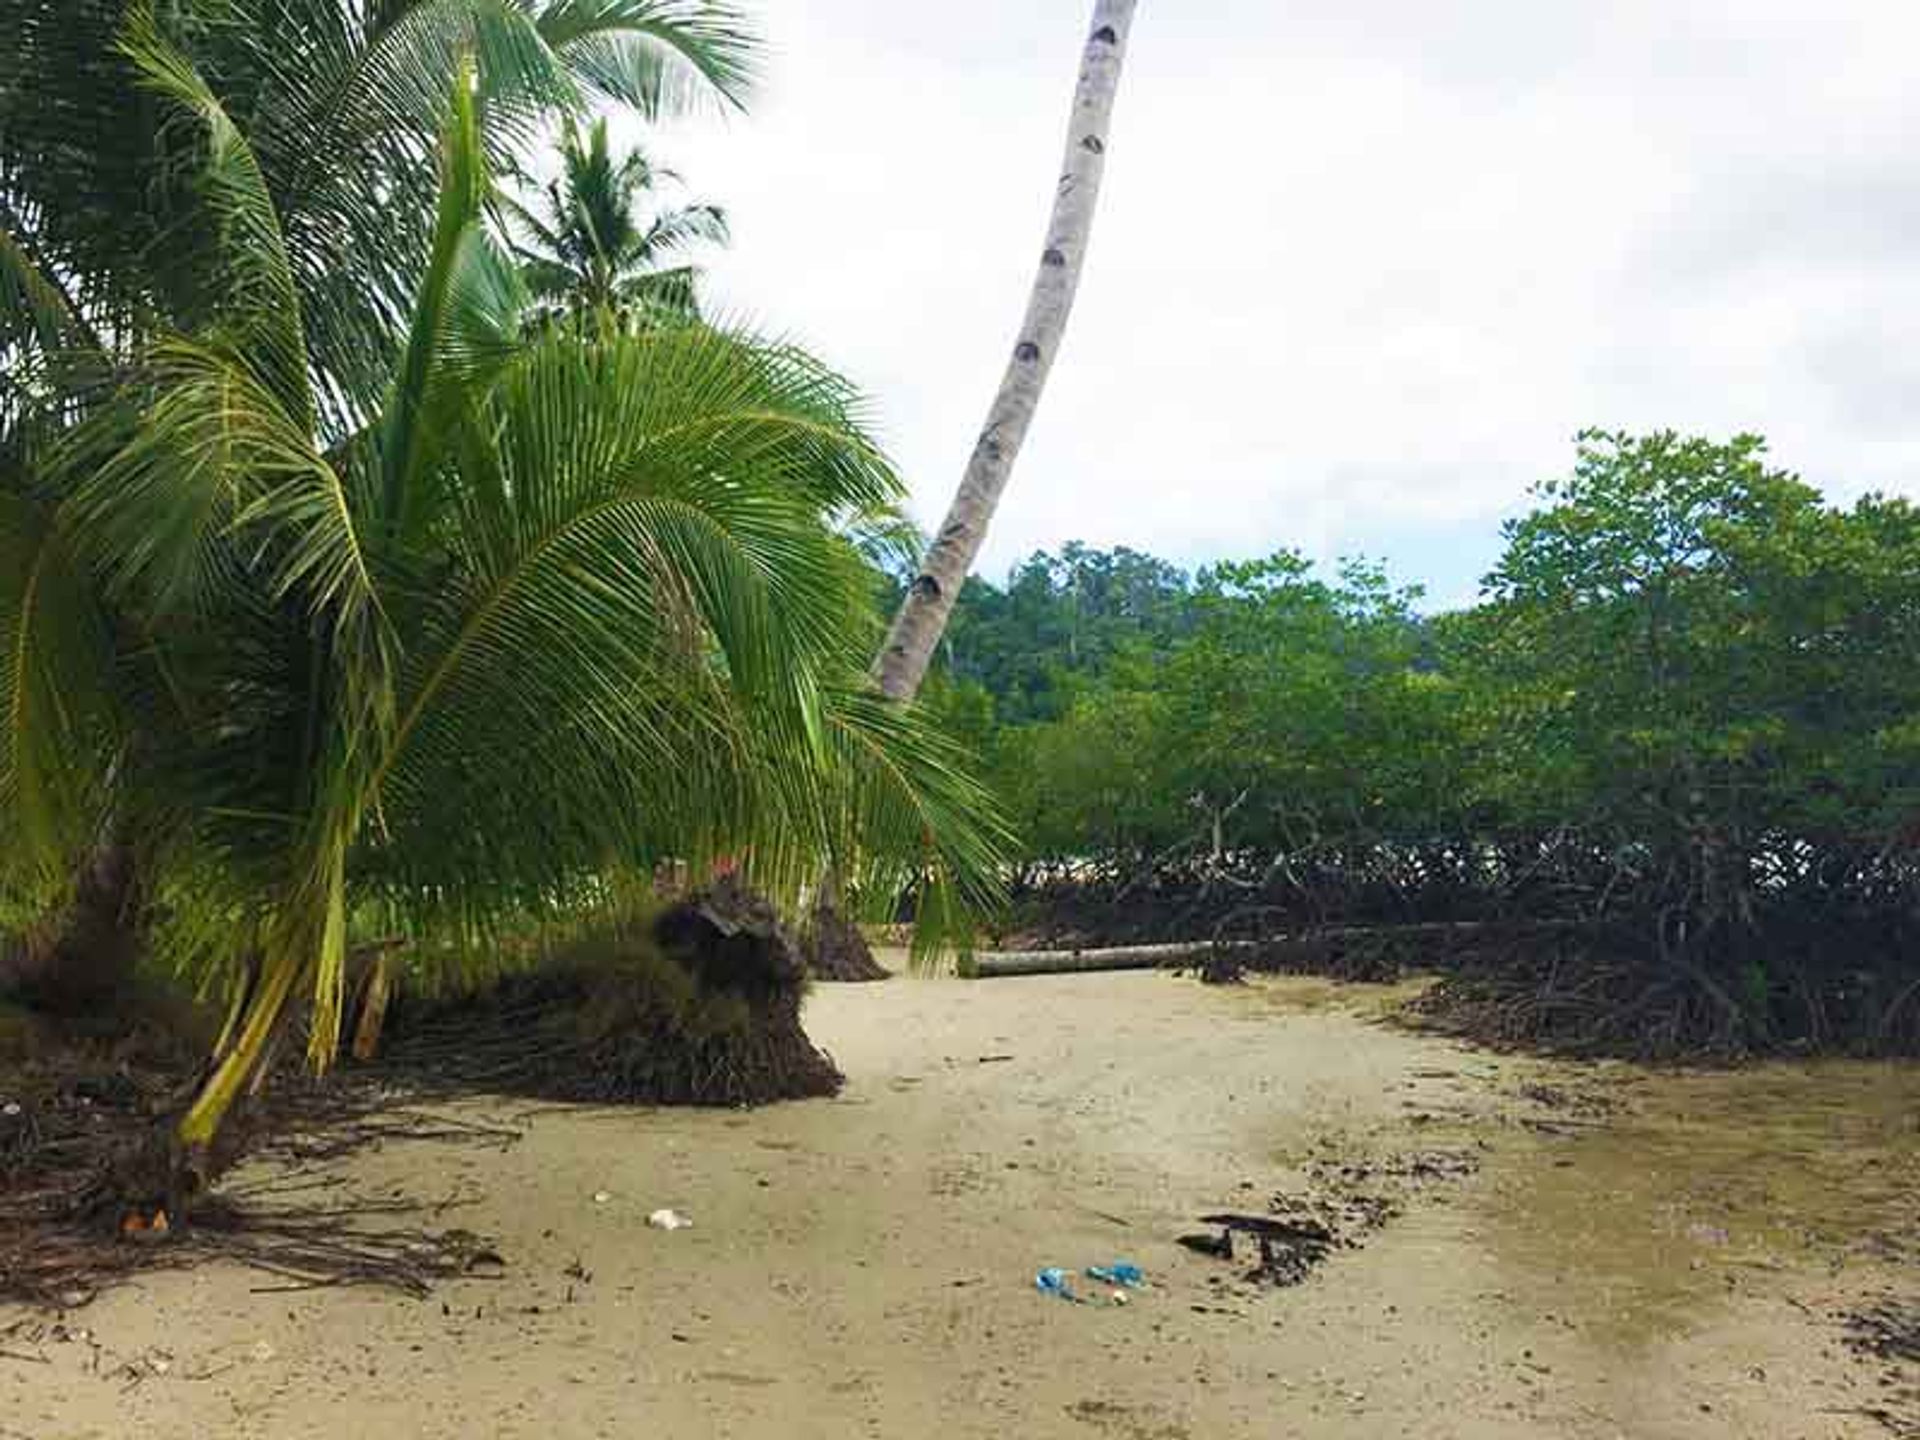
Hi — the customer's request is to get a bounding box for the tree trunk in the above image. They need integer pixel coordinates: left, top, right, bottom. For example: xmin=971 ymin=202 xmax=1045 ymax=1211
xmin=0 ymin=837 xmax=142 ymax=1015
xmin=874 ymin=0 xmax=1138 ymax=701
xmin=800 ymin=891 xmax=890 ymax=982
xmin=350 ymin=949 xmax=397 ymax=1060
xmin=173 ymin=952 xmax=301 ymax=1197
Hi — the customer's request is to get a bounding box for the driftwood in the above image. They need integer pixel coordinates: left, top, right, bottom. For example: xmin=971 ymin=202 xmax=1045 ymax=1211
xmin=963 ymin=921 xmax=1575 ymax=979
xmin=963 ymin=940 xmax=1237 ymax=978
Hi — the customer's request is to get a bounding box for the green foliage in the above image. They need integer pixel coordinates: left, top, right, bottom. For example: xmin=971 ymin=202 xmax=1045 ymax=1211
xmin=0 ymin=3 xmax=1008 ymax=1149
xmin=948 ymin=546 xmax=1461 ymax=868
xmin=935 ymin=543 xmax=1190 ymax=724
xmin=1475 ymin=431 xmax=1920 ymax=846
xmin=0 ymin=0 xmax=758 ymax=438
xmin=947 ymin=432 xmax=1920 ymax=1006
xmin=502 ymin=116 xmax=729 ymax=332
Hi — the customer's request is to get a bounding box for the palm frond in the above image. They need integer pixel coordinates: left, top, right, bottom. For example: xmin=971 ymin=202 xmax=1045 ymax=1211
xmin=537 ymin=0 xmax=758 ymax=117
xmin=803 ymin=686 xmax=1012 ymax=965
xmin=611 ymin=265 xmax=703 ymax=324
xmin=0 ymin=1 xmax=161 ymax=367
xmin=440 ymin=226 xmax=533 ymax=379
xmin=379 ymin=59 xmax=490 ymax=531
xmin=59 ymin=336 xmax=329 ymax=617
xmin=0 ymin=490 xmax=119 ymax=887
xmin=491 ymin=188 xmax=565 ymax=255
xmin=118 ymin=3 xmax=316 ymax=429
xmin=0 ymin=212 xmax=104 ymax=363
xmin=3 ymin=0 xmax=757 ymax=443
xmin=360 ymin=325 xmax=897 ymax=932
xmin=237 ymin=0 xmax=551 ymax=433
xmin=842 ymin=499 xmax=928 ymax=583
xmin=636 ymin=202 xmax=729 ymax=262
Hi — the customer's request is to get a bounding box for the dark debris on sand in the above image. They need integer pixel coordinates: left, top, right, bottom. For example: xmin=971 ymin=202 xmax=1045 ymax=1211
xmin=1181 ymin=1146 xmax=1481 ymax=1289
xmin=1845 ymin=1297 xmax=1920 ymax=1438
xmin=0 ymin=1041 xmax=519 ymax=1309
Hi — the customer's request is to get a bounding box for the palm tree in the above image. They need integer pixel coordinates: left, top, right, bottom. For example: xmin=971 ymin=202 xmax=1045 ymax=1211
xmin=875 ymin=0 xmax=1137 ymax=701
xmin=0 ymin=0 xmax=760 ymax=1004
xmin=0 ymin=0 xmax=758 ymax=436
xmin=1 ymin=16 xmax=1007 ymax=1196
xmin=505 ymin=118 xmax=729 ymax=331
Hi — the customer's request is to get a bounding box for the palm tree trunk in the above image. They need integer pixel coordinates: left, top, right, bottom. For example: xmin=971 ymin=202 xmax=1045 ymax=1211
xmin=874 ymin=0 xmax=1138 ymax=701
xmin=171 ymin=839 xmax=351 ymax=1198
xmin=0 ymin=836 xmax=143 ymax=1015
xmin=174 ymin=952 xmax=300 ymax=1182
xmin=350 ymin=949 xmax=397 ymax=1061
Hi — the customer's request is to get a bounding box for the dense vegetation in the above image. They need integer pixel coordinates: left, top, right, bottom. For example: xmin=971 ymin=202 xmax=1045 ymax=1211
xmin=926 ymin=432 xmax=1920 ymax=1056
xmin=0 ymin=0 xmax=1005 ymax=1192
xmin=2 ymin=4 xmax=1911 ymax=1221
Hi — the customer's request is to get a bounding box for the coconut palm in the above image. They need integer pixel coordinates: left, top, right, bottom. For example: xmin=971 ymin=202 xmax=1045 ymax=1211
xmin=876 ymin=0 xmax=1137 ymax=700
xmin=1 ymin=17 xmax=1007 ymax=1195
xmin=505 ymin=118 xmax=729 ymax=331
xmin=0 ymin=0 xmax=758 ymax=437
xmin=0 ymin=0 xmax=761 ymax=1001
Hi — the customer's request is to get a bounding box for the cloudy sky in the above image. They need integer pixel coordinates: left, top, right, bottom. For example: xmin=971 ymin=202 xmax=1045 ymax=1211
xmin=643 ymin=2 xmax=1920 ymax=606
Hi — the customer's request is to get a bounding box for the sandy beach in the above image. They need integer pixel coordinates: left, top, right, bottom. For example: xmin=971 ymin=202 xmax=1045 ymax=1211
xmin=3 ymin=968 xmax=1910 ymax=1440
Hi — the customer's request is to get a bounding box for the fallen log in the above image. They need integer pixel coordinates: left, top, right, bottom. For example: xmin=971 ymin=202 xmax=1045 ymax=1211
xmin=963 ymin=920 xmax=1597 ymax=980
xmin=961 ymin=941 xmax=1241 ymax=978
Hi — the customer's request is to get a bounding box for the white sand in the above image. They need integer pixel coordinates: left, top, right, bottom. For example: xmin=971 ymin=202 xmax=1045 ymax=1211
xmin=1 ymin=969 xmax=1899 ymax=1439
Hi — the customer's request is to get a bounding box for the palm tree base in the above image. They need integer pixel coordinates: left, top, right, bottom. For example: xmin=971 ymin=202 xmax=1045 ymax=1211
xmin=378 ymin=886 xmax=844 ymax=1106
xmin=800 ymin=900 xmax=890 ymax=982
xmin=0 ymin=842 xmax=144 ymax=1019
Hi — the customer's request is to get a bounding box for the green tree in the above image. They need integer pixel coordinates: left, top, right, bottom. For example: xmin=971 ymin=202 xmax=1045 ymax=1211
xmin=0 ymin=21 xmax=1005 ymax=1191
xmin=1475 ymin=430 xmax=1920 ymax=905
xmin=504 ymin=117 xmax=728 ymax=330
xmin=917 ymin=430 xmax=1920 ymax=1046
xmin=0 ymin=0 xmax=756 ymax=434
xmin=937 ymin=545 xmax=1190 ymax=724
xmin=0 ymin=0 xmax=759 ymax=1002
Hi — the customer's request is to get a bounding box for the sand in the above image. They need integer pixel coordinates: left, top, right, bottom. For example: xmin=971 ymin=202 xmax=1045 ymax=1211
xmin=2 ymin=968 xmax=1909 ymax=1439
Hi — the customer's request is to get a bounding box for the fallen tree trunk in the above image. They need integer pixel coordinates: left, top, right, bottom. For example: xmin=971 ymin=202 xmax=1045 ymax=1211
xmin=963 ymin=941 xmax=1237 ymax=977
xmin=965 ymin=920 xmax=1597 ymax=980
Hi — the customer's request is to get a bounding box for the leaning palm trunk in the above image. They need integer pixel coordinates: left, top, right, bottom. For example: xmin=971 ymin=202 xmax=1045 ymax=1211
xmin=874 ymin=0 xmax=1138 ymax=701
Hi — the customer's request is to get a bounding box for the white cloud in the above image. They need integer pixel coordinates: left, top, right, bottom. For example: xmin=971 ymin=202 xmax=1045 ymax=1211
xmin=636 ymin=0 xmax=1920 ymax=598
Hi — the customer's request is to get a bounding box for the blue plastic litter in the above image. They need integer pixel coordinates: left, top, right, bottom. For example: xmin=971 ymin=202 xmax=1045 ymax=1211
xmin=1035 ymin=1267 xmax=1075 ymax=1299
xmin=1086 ymin=1262 xmax=1144 ymax=1288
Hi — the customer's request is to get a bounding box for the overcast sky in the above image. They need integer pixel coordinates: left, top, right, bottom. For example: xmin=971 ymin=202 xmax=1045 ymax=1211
xmin=642 ymin=2 xmax=1920 ymax=606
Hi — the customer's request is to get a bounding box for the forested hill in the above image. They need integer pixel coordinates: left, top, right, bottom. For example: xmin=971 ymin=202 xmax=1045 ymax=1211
xmin=940 ymin=545 xmax=1198 ymax=724
xmin=918 ymin=431 xmax=1920 ymax=1058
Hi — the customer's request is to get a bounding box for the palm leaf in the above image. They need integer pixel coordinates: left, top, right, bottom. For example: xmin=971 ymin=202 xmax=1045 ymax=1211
xmin=117 ymin=3 xmax=316 ymax=430
xmin=0 ymin=489 xmax=119 ymax=888
xmin=611 ymin=265 xmax=703 ymax=324
xmin=378 ymin=59 xmax=490 ymax=531
xmin=812 ymin=686 xmax=1012 ymax=965
xmin=360 ymin=325 xmax=899 ymax=935
xmin=0 ymin=211 xmax=104 ymax=363
xmin=635 ymin=202 xmax=729 ymax=262
xmin=60 ymin=337 xmax=336 ymax=619
xmin=536 ymin=0 xmax=758 ymax=116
